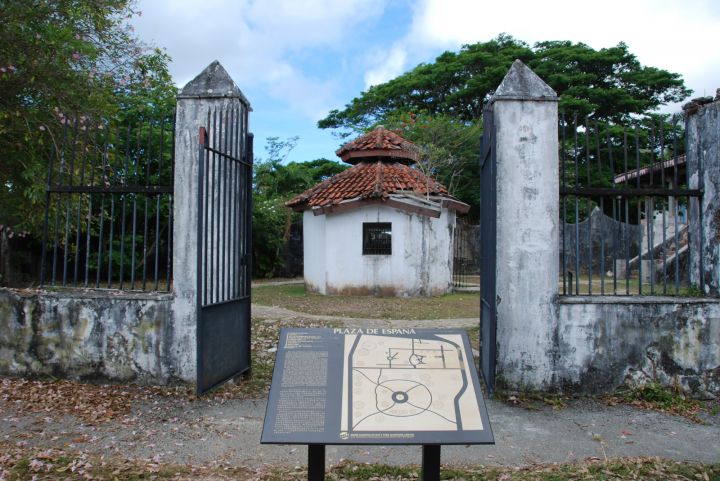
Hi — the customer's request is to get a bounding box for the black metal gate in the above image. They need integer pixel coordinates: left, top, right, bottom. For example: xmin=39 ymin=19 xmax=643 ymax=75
xmin=479 ymin=107 xmax=497 ymax=395
xmin=196 ymin=107 xmax=253 ymax=395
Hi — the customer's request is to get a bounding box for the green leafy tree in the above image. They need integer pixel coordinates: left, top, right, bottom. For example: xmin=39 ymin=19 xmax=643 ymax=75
xmin=0 ymin=0 xmax=176 ymax=234
xmin=319 ymin=35 xmax=690 ymax=134
xmin=381 ymin=112 xmax=482 ymax=219
xmin=252 ymin=136 xmax=347 ymax=277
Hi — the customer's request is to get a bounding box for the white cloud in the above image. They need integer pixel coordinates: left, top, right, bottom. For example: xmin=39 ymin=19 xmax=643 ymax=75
xmin=133 ymin=0 xmax=387 ymax=118
xmin=364 ymin=46 xmax=408 ymax=88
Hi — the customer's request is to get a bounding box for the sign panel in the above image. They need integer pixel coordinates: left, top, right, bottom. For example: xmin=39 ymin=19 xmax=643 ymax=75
xmin=261 ymin=328 xmax=494 ymax=445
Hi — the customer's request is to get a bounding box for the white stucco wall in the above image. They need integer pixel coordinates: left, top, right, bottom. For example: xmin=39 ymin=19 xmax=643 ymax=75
xmin=303 ymin=204 xmax=455 ymax=296
xmin=303 ymin=211 xmax=327 ymax=294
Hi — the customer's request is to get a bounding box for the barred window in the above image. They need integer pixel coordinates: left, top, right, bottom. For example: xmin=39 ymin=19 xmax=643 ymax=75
xmin=363 ymin=222 xmax=392 ymax=255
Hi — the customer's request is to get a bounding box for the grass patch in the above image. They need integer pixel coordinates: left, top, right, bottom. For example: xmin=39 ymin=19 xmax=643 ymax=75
xmin=2 ymin=445 xmax=718 ymax=481
xmin=607 ymin=382 xmax=704 ymax=423
xmin=252 ymin=284 xmax=480 ymax=320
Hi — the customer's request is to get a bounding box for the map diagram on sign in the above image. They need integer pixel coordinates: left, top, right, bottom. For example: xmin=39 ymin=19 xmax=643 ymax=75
xmin=340 ymin=333 xmax=483 ymax=435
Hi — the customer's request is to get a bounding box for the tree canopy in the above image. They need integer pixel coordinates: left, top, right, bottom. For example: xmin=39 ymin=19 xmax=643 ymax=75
xmin=318 ymin=35 xmax=691 ymax=133
xmin=0 ymin=0 xmax=176 ymax=232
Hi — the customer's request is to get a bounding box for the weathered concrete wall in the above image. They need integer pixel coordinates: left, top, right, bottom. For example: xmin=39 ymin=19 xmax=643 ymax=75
xmin=0 ymin=288 xmax=177 ymax=382
xmin=304 ymin=204 xmax=455 ymax=296
xmin=492 ymin=60 xmax=560 ymax=389
xmin=551 ymin=297 xmax=720 ymax=398
xmin=687 ymin=99 xmax=720 ymax=296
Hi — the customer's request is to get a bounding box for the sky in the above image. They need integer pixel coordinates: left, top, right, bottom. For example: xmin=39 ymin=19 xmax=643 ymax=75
xmin=132 ymin=0 xmax=720 ymax=165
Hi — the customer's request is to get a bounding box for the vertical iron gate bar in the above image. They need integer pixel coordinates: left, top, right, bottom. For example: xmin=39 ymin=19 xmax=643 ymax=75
xmin=108 ymin=195 xmax=115 ymax=288
xmin=73 ymin=125 xmax=89 ymax=286
xmin=234 ymin=107 xmax=240 ymax=298
xmin=599 ymin=123 xmax=606 ymax=295
xmin=649 ymin=123 xmax=656 ymax=295
xmin=573 ymin=115 xmax=579 ymax=295
xmin=213 ymin=109 xmax=220 ymax=304
xmin=130 ymin=123 xmax=141 ymax=290
xmin=246 ymin=132 xmax=254 ymax=299
xmin=167 ymin=113 xmax=175 ymax=291
xmin=624 ymin=128 xmax=630 ymax=294
xmin=155 ymin=118 xmax=165 ymax=290
xmin=672 ymin=117 xmax=680 ymax=293
xmin=205 ymin=110 xmax=211 ymax=304
xmin=62 ymin=118 xmax=79 ymax=286
xmin=660 ymin=121 xmax=667 ymax=294
xmin=222 ymin=108 xmax=229 ymax=302
xmin=607 ymin=128 xmax=617 ymax=294
xmin=585 ymin=117 xmax=592 ymax=295
xmin=142 ymin=123 xmax=152 ymax=290
xmin=84 ymin=128 xmax=99 ymax=287
xmin=560 ymin=113 xmax=567 ymax=295
xmin=52 ymin=120 xmax=70 ymax=286
xmin=119 ymin=124 xmax=130 ymax=289
xmin=40 ymin=141 xmax=56 ymax=286
xmin=635 ymin=127 xmax=642 ymax=294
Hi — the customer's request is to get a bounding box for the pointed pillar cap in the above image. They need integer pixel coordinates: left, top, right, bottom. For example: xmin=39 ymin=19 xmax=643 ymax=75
xmin=491 ymin=59 xmax=557 ymax=103
xmin=177 ymin=60 xmax=251 ymax=109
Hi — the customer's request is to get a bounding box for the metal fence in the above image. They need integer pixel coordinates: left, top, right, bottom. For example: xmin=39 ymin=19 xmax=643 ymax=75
xmin=452 ymin=218 xmax=480 ymax=289
xmin=559 ymin=114 xmax=702 ymax=296
xmin=40 ymin=116 xmax=174 ymax=291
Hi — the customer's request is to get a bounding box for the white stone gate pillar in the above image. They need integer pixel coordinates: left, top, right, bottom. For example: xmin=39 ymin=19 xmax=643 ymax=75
xmin=491 ymin=60 xmax=560 ymax=390
xmin=171 ymin=61 xmax=250 ymax=381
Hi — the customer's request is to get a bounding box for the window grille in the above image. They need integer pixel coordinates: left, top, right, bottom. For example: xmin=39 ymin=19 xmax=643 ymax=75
xmin=363 ymin=222 xmax=392 ymax=255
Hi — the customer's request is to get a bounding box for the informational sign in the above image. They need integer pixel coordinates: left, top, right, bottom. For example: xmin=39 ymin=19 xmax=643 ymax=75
xmin=261 ymin=328 xmax=494 ymax=445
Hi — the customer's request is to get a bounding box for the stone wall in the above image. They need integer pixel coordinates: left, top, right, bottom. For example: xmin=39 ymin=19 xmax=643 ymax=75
xmin=551 ymin=298 xmax=720 ymax=398
xmin=0 ymin=288 xmax=178 ymax=382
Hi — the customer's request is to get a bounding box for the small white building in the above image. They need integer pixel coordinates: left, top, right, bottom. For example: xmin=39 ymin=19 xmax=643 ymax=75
xmin=286 ymin=127 xmax=469 ymax=297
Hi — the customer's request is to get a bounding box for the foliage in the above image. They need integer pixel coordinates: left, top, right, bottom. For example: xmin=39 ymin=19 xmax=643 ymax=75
xmin=252 ymin=136 xmax=348 ymax=277
xmin=319 ymin=34 xmax=690 ymax=133
xmin=0 ymin=0 xmax=176 ymax=235
xmin=382 ymin=112 xmax=482 ymax=219
xmin=609 ymin=382 xmax=702 ymax=422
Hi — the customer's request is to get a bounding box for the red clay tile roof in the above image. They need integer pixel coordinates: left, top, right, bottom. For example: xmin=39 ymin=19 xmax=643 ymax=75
xmin=286 ymin=160 xmax=449 ymax=211
xmin=336 ymin=126 xmax=419 ymax=164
